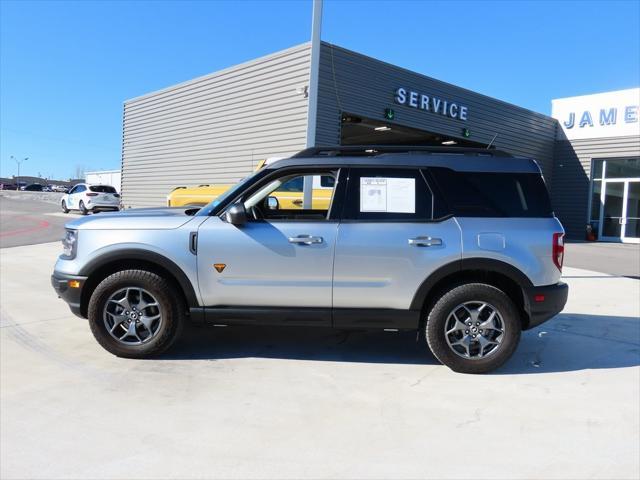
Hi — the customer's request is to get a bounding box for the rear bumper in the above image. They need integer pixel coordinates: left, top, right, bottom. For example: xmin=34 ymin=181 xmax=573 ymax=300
xmin=51 ymin=272 xmax=87 ymax=318
xmin=86 ymin=202 xmax=119 ymax=210
xmin=523 ymin=281 xmax=568 ymax=329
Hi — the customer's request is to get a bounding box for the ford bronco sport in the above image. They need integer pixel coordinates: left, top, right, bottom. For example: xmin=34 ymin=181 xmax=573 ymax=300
xmin=52 ymin=146 xmax=568 ymax=373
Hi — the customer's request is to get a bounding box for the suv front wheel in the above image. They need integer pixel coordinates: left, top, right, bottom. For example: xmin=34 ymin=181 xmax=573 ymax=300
xmin=87 ymin=270 xmax=184 ymax=358
xmin=425 ymin=283 xmax=521 ymax=374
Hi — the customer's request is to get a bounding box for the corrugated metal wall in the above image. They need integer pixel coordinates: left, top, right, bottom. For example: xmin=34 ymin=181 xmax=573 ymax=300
xmin=552 ymin=135 xmax=640 ymax=237
xmin=121 ymin=43 xmax=311 ymax=208
xmin=315 ymin=43 xmax=558 ymax=179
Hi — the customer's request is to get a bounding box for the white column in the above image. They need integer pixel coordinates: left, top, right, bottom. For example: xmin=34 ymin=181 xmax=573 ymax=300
xmin=303 ymin=0 xmax=323 ymax=209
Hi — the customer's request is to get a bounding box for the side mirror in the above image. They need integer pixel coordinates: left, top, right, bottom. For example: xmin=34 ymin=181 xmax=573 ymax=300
xmin=266 ymin=196 xmax=279 ymax=210
xmin=225 ymin=202 xmax=247 ymax=226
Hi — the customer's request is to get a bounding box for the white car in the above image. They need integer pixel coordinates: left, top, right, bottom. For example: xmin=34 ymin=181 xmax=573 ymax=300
xmin=61 ymin=183 xmax=120 ymax=215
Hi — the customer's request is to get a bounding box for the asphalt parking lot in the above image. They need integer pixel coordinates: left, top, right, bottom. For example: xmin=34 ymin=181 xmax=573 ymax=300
xmin=0 ymin=195 xmax=80 ymax=248
xmin=1 ymin=240 xmax=639 ymax=479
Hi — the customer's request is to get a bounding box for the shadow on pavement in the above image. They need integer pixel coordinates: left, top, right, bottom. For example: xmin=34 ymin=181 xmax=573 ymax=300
xmin=162 ymin=312 xmax=640 ymax=374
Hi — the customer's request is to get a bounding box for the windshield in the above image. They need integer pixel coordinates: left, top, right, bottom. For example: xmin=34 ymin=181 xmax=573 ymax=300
xmin=196 ymin=168 xmax=269 ymax=216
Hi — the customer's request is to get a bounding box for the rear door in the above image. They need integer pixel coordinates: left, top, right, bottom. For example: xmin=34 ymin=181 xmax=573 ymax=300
xmin=332 ymin=167 xmax=462 ymax=327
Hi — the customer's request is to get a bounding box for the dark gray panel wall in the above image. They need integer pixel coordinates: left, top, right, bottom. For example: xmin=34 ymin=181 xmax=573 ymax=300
xmin=122 ymin=43 xmax=311 ymax=208
xmin=552 ymin=135 xmax=640 ymax=237
xmin=315 ymin=43 xmax=558 ymax=179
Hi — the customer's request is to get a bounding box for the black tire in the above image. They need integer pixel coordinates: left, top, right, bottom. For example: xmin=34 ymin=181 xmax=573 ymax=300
xmin=425 ymin=283 xmax=521 ymax=374
xmin=79 ymin=200 xmax=88 ymax=215
xmin=87 ymin=270 xmax=185 ymax=358
xmin=61 ymin=200 xmax=69 ymax=213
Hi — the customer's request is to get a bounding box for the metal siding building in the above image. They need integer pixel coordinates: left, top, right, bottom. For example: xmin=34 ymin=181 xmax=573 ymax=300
xmin=551 ymin=89 xmax=640 ymax=241
xmin=122 ymin=43 xmax=312 ymax=207
xmin=552 ymin=136 xmax=640 ymax=236
xmin=315 ymin=43 xmax=557 ymax=179
xmin=121 ymin=42 xmax=639 ymax=241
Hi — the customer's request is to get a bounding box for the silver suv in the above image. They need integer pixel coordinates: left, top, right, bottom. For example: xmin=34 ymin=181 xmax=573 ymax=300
xmin=51 ymin=146 xmax=568 ymax=373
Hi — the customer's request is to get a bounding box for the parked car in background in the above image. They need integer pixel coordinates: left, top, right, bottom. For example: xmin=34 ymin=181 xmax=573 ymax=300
xmin=167 ymin=175 xmax=334 ymax=210
xmin=23 ymin=183 xmax=44 ymax=191
xmin=50 ymin=184 xmax=69 ymax=193
xmin=61 ymin=183 xmax=120 ymax=215
xmin=0 ymin=183 xmax=18 ymax=190
xmin=167 ymin=157 xmax=296 ymax=208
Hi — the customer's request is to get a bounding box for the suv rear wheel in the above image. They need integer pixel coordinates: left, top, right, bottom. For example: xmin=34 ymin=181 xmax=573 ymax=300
xmin=425 ymin=283 xmax=521 ymax=374
xmin=87 ymin=270 xmax=184 ymax=358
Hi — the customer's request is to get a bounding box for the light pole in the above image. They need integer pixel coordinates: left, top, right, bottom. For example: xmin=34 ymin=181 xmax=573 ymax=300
xmin=13 ymin=156 xmax=28 ymax=189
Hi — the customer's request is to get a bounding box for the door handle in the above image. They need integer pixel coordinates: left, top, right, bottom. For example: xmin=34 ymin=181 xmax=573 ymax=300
xmin=292 ymin=199 xmax=304 ymax=206
xmin=288 ymin=235 xmax=323 ymax=245
xmin=408 ymin=236 xmax=442 ymax=247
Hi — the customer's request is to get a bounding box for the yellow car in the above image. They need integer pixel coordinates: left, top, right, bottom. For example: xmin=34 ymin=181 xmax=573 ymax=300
xmin=166 ymin=159 xmax=333 ymax=210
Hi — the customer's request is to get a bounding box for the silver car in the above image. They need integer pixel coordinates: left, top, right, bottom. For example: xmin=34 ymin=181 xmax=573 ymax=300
xmin=51 ymin=146 xmax=568 ymax=373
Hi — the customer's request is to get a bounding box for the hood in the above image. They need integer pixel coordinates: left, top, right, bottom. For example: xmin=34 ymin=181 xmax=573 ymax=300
xmin=66 ymin=207 xmax=201 ymax=230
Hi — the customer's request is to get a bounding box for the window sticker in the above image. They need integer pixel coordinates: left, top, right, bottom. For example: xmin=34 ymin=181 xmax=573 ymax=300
xmin=360 ymin=177 xmax=415 ymax=213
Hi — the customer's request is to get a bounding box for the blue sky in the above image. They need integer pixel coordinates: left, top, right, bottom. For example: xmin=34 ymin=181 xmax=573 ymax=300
xmin=1 ymin=0 xmax=638 ymax=180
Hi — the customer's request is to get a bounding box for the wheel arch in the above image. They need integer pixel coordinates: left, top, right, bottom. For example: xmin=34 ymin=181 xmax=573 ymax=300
xmin=78 ymin=249 xmax=199 ymax=318
xmin=411 ymin=258 xmax=533 ymax=329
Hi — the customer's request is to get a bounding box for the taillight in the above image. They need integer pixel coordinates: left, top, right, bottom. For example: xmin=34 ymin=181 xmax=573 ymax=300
xmin=86 ymin=192 xmax=98 ymax=197
xmin=553 ymin=233 xmax=564 ymax=271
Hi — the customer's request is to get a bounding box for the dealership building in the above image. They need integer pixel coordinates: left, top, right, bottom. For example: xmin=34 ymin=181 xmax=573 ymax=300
xmin=121 ymin=42 xmax=639 ymax=241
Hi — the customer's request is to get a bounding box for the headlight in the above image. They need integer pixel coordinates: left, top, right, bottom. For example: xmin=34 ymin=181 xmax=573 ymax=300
xmin=62 ymin=229 xmax=77 ymax=259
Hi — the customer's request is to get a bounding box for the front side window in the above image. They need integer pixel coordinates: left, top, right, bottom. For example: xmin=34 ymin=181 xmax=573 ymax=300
xmin=243 ymin=170 xmax=338 ymax=221
xmin=342 ymin=168 xmax=434 ymax=221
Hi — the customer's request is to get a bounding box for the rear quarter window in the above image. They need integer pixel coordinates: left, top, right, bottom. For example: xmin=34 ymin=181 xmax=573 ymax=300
xmin=428 ymin=168 xmax=553 ymax=218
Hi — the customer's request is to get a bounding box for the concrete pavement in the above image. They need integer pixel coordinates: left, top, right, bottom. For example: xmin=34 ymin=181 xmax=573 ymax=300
xmin=565 ymin=240 xmax=640 ymax=278
xmin=1 ymin=241 xmax=639 ymax=479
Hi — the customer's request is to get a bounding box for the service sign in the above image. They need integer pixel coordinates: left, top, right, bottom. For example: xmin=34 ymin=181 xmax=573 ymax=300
xmin=552 ymin=88 xmax=640 ymax=140
xmin=394 ymin=87 xmax=468 ymax=121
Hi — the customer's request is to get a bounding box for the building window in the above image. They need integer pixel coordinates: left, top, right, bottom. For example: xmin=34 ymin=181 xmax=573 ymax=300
xmin=588 ymin=157 xmax=640 ymax=238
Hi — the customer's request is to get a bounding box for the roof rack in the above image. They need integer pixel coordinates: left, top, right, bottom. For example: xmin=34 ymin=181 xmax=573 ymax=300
xmin=292 ymin=145 xmax=513 ymax=158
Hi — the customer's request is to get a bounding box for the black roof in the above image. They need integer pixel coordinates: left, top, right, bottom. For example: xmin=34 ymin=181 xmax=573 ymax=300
xmin=272 ymin=146 xmax=541 ymax=174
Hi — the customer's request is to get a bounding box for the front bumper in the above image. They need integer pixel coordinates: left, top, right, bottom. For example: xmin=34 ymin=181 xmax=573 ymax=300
xmin=523 ymin=281 xmax=569 ymax=329
xmin=51 ymin=272 xmax=88 ymax=318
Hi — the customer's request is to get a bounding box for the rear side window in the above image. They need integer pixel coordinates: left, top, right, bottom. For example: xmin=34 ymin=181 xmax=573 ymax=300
xmin=428 ymin=168 xmax=552 ymax=218
xmin=89 ymin=185 xmax=117 ymax=193
xmin=343 ymin=168 xmax=434 ymax=221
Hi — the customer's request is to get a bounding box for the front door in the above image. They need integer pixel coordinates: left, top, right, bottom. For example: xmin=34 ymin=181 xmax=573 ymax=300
xmin=196 ymin=168 xmax=342 ymax=310
xmin=600 ymin=180 xmax=640 ymax=243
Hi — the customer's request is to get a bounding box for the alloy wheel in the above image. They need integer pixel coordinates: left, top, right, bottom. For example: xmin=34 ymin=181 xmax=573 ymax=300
xmin=444 ymin=301 xmax=505 ymax=359
xmin=103 ymin=287 xmax=163 ymax=345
